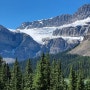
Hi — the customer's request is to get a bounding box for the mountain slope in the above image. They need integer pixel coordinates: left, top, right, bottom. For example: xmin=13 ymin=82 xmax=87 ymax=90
xmin=69 ymin=35 xmax=90 ymax=56
xmin=17 ymin=4 xmax=90 ymax=45
xmin=16 ymin=4 xmax=90 ymax=57
xmin=0 ymin=25 xmax=41 ymax=61
xmin=1 ymin=4 xmax=90 ymax=62
xmin=17 ymin=4 xmax=90 ymax=29
xmin=0 ymin=25 xmax=78 ymax=62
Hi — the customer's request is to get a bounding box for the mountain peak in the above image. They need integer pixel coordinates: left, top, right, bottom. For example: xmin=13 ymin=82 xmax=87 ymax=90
xmin=73 ymin=4 xmax=90 ymax=20
xmin=0 ymin=25 xmax=6 ymax=29
xmin=77 ymin=4 xmax=90 ymax=13
xmin=0 ymin=25 xmax=9 ymax=32
xmin=80 ymin=4 xmax=90 ymax=9
xmin=17 ymin=4 xmax=90 ymax=29
xmin=17 ymin=14 xmax=72 ymax=29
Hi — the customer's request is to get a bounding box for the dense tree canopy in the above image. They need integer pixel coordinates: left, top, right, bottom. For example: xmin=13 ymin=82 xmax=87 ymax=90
xmin=0 ymin=53 xmax=90 ymax=90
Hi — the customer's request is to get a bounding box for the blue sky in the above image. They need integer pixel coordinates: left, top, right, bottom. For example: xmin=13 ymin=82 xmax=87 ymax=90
xmin=0 ymin=0 xmax=90 ymax=29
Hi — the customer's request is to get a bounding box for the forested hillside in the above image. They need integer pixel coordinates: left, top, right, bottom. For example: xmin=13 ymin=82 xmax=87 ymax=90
xmin=20 ymin=52 xmax=90 ymax=78
xmin=0 ymin=54 xmax=90 ymax=90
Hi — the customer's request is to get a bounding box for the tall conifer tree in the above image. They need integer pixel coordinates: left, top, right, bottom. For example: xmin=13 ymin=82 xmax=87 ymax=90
xmin=85 ymin=80 xmax=90 ymax=90
xmin=1 ymin=63 xmax=11 ymax=90
xmin=76 ymin=70 xmax=85 ymax=90
xmin=33 ymin=53 xmax=50 ymax=90
xmin=50 ymin=60 xmax=65 ymax=90
xmin=24 ymin=59 xmax=33 ymax=90
xmin=69 ymin=66 xmax=77 ymax=90
xmin=10 ymin=59 xmax=22 ymax=90
xmin=0 ymin=56 xmax=3 ymax=80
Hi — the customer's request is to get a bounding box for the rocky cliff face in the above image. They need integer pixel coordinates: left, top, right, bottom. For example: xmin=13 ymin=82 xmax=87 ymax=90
xmin=1 ymin=4 xmax=90 ymax=62
xmin=73 ymin=4 xmax=90 ymax=21
xmin=41 ymin=38 xmax=79 ymax=54
xmin=17 ymin=14 xmax=72 ymax=29
xmin=0 ymin=25 xmax=80 ymax=61
xmin=16 ymin=4 xmax=90 ymax=58
xmin=69 ymin=34 xmax=90 ymax=56
xmin=53 ymin=24 xmax=90 ymax=37
xmin=17 ymin=4 xmax=90 ymax=29
xmin=0 ymin=26 xmax=41 ymax=60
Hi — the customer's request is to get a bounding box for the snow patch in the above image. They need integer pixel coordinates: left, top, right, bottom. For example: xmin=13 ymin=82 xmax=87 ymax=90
xmin=11 ymin=17 xmax=90 ymax=44
xmin=18 ymin=27 xmax=57 ymax=44
xmin=18 ymin=27 xmax=84 ymax=44
xmin=8 ymin=28 xmax=16 ymax=32
xmin=58 ymin=17 xmax=90 ymax=29
xmin=3 ymin=58 xmax=15 ymax=64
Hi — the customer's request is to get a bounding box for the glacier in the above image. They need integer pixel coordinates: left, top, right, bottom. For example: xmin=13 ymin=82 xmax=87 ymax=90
xmin=14 ymin=17 xmax=90 ymax=44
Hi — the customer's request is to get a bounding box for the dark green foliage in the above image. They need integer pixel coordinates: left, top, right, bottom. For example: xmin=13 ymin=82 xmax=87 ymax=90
xmin=0 ymin=56 xmax=3 ymax=90
xmin=0 ymin=56 xmax=3 ymax=67
xmin=85 ymin=80 xmax=90 ymax=90
xmin=69 ymin=66 xmax=77 ymax=90
xmin=24 ymin=59 xmax=33 ymax=90
xmin=1 ymin=63 xmax=11 ymax=90
xmin=0 ymin=56 xmax=3 ymax=80
xmin=69 ymin=66 xmax=85 ymax=90
xmin=33 ymin=53 xmax=50 ymax=90
xmin=50 ymin=60 xmax=65 ymax=90
xmin=19 ymin=53 xmax=90 ymax=78
xmin=2 ymin=63 xmax=11 ymax=82
xmin=0 ymin=54 xmax=90 ymax=90
xmin=33 ymin=61 xmax=42 ymax=90
xmin=50 ymin=53 xmax=90 ymax=78
xmin=76 ymin=71 xmax=85 ymax=90
xmin=10 ymin=59 xmax=22 ymax=90
xmin=0 ymin=57 xmax=11 ymax=90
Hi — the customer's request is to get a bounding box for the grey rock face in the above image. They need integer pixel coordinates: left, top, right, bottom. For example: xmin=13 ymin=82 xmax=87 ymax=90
xmin=73 ymin=4 xmax=90 ymax=21
xmin=1 ymin=4 xmax=90 ymax=60
xmin=17 ymin=14 xmax=72 ymax=29
xmin=0 ymin=26 xmax=41 ymax=60
xmin=69 ymin=34 xmax=90 ymax=56
xmin=40 ymin=38 xmax=80 ymax=54
xmin=17 ymin=4 xmax=90 ymax=29
xmin=53 ymin=25 xmax=90 ymax=37
xmin=14 ymin=34 xmax=41 ymax=60
xmin=14 ymin=4 xmax=90 ymax=58
xmin=0 ymin=25 xmax=79 ymax=60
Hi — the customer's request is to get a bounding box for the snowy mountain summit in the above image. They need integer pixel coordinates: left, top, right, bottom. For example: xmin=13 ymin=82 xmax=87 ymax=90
xmin=0 ymin=4 xmax=90 ymax=62
xmin=17 ymin=4 xmax=90 ymax=45
xmin=17 ymin=17 xmax=90 ymax=44
xmin=18 ymin=4 xmax=90 ymax=29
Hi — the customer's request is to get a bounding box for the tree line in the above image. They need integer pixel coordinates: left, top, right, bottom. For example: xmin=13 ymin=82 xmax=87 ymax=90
xmin=0 ymin=54 xmax=90 ymax=90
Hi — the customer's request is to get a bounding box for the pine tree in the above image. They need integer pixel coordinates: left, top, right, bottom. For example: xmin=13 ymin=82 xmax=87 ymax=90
xmin=1 ymin=63 xmax=11 ymax=90
xmin=33 ymin=61 xmax=42 ymax=90
xmin=33 ymin=53 xmax=50 ymax=90
xmin=0 ymin=56 xmax=4 ymax=90
xmin=0 ymin=56 xmax=3 ymax=67
xmin=43 ymin=53 xmax=51 ymax=90
xmin=69 ymin=66 xmax=77 ymax=90
xmin=0 ymin=80 xmax=4 ymax=90
xmin=24 ymin=59 xmax=33 ymax=90
xmin=6 ymin=63 xmax=11 ymax=90
xmin=50 ymin=60 xmax=57 ymax=90
xmin=21 ymin=77 xmax=24 ymax=90
xmin=0 ymin=56 xmax=3 ymax=80
xmin=50 ymin=60 xmax=65 ymax=90
xmin=76 ymin=70 xmax=85 ymax=90
xmin=10 ymin=59 xmax=22 ymax=90
xmin=85 ymin=80 xmax=90 ymax=90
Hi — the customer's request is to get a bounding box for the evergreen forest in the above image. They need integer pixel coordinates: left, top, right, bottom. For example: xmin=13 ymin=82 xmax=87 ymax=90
xmin=0 ymin=53 xmax=90 ymax=90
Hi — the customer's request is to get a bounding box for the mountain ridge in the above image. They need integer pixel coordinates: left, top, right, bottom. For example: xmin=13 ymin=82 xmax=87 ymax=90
xmin=17 ymin=4 xmax=90 ymax=29
xmin=0 ymin=4 xmax=90 ymax=62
